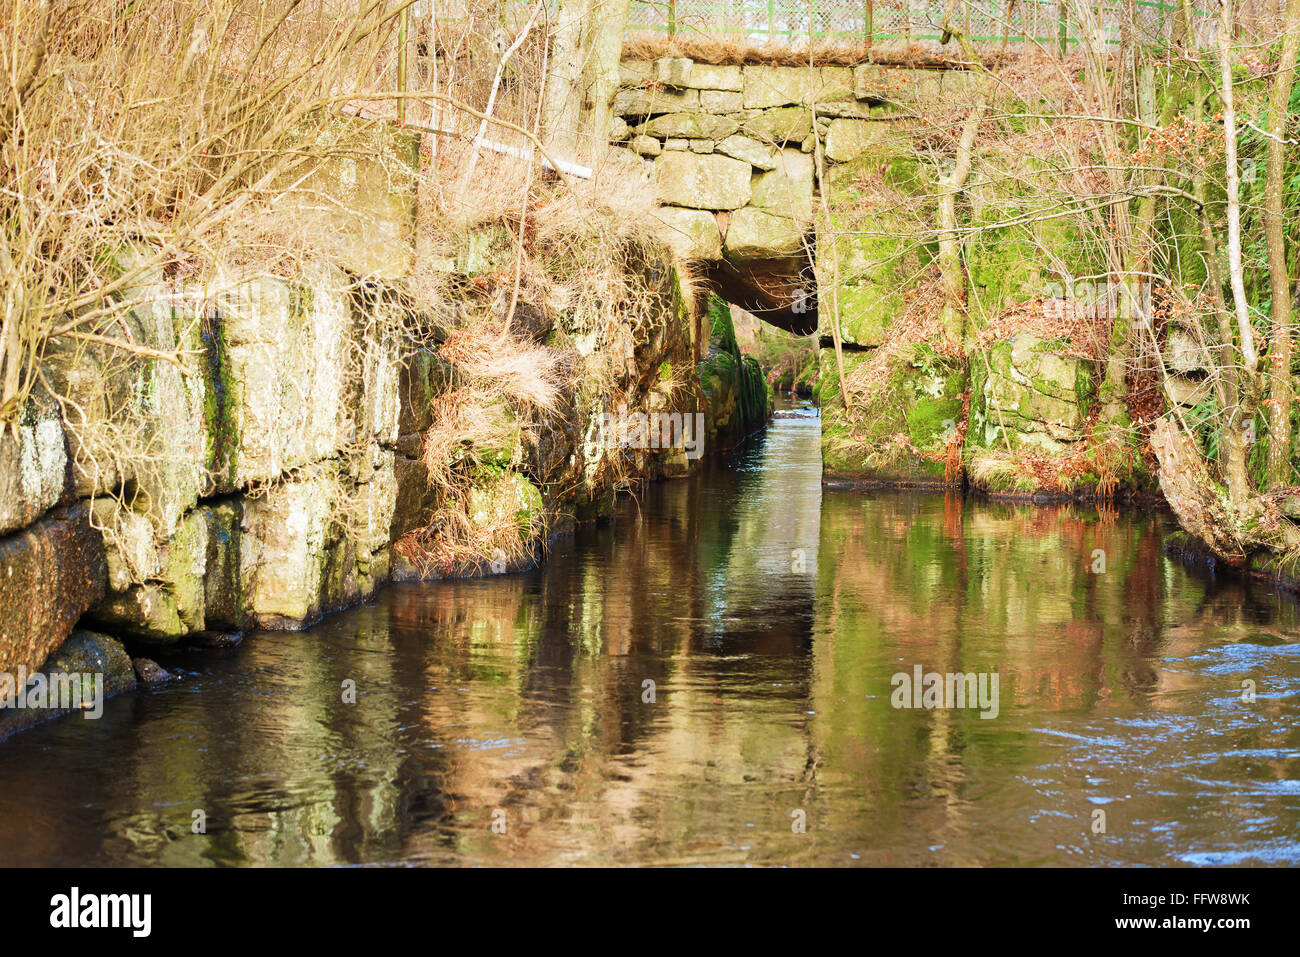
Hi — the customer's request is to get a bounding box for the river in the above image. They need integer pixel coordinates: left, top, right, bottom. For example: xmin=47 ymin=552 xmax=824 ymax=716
xmin=0 ymin=397 xmax=1297 ymax=866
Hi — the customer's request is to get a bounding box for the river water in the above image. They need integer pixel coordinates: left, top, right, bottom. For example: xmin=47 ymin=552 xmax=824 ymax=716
xmin=1 ymin=398 xmax=1298 ymax=866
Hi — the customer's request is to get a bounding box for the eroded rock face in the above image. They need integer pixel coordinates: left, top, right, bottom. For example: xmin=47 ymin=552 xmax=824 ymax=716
xmin=819 ymin=345 xmax=968 ymax=485
xmin=44 ymin=247 xmax=209 ymax=540
xmin=699 ymin=256 xmax=819 ymax=335
xmin=92 ymin=507 xmax=208 ymax=643
xmin=1 ymin=109 xmax=740 ymax=685
xmin=978 ymin=335 xmax=1094 ymax=449
xmin=49 ymin=254 xmax=410 ymax=642
xmin=210 ymin=269 xmax=352 ymax=491
xmin=0 ymin=505 xmax=107 ymax=676
xmin=697 ymin=297 xmax=771 ymax=451
xmin=200 ymin=501 xmax=245 ymax=632
xmin=241 ymin=449 xmax=396 ymax=630
xmin=0 ymin=390 xmax=68 ymax=537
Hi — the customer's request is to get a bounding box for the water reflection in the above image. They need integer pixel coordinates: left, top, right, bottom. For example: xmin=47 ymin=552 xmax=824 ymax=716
xmin=0 ymin=401 xmax=1297 ymax=866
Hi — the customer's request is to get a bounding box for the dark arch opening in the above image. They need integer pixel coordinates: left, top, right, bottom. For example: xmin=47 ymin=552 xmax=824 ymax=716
xmin=695 ymin=234 xmax=819 ymax=337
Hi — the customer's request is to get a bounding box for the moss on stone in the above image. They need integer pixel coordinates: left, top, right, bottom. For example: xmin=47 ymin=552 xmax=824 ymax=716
xmin=199 ymin=317 xmax=239 ymax=486
xmin=821 ymin=344 xmax=967 ymax=483
xmin=696 ymin=295 xmax=769 ymax=446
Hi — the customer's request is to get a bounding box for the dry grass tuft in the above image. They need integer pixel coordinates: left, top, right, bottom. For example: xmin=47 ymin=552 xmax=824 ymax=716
xmin=1 ymin=0 xmax=416 ymax=440
xmin=394 ymin=504 xmax=540 ymax=579
xmin=439 ymin=326 xmax=562 ymax=414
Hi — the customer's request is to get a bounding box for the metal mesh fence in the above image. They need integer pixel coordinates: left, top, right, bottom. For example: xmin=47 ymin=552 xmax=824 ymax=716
xmin=623 ymin=0 xmax=1222 ymax=52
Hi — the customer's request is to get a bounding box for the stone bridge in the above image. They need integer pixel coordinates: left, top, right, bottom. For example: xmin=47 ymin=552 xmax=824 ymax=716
xmin=609 ymin=55 xmax=1119 ymax=497
xmin=608 ymin=57 xmax=980 ymax=337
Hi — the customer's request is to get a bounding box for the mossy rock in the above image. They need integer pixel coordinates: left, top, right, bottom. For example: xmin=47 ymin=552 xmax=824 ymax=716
xmin=975 ymin=334 xmax=1095 ymax=446
xmin=694 ymin=295 xmax=769 ymax=447
xmin=820 ymin=344 xmax=967 ymax=483
xmin=41 ymin=630 xmax=137 ymax=697
xmin=964 ymin=157 xmax=1107 ymax=324
xmin=467 ymin=468 xmax=544 ymax=538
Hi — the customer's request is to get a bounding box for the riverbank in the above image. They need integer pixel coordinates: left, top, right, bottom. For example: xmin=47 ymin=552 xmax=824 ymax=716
xmin=0 ymin=111 xmax=774 ymax=741
xmin=0 ymin=232 xmax=770 ymax=743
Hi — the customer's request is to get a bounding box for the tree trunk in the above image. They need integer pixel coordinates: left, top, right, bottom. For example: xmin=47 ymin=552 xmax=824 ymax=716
xmin=937 ymin=97 xmax=986 ymax=345
xmin=1151 ymin=417 xmax=1251 ymax=564
xmin=541 ymin=0 xmax=595 ymax=161
xmin=1264 ymin=0 xmax=1300 ymax=488
xmin=584 ymin=0 xmax=631 ymax=166
xmin=1217 ymin=0 xmax=1263 ymax=504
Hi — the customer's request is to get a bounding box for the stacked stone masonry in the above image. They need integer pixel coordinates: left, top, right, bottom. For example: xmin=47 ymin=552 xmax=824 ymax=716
xmin=0 ymin=110 xmax=771 ymax=712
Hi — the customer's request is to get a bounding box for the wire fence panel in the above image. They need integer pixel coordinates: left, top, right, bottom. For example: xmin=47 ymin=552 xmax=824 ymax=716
xmin=623 ymin=0 xmax=1222 ymax=54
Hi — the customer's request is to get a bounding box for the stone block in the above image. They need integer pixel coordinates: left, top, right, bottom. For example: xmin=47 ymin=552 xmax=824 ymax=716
xmin=655 ymin=152 xmax=752 ymax=210
xmin=632 ymin=134 xmax=663 ymax=156
xmin=0 ymin=390 xmax=67 ymax=537
xmin=743 ymin=65 xmax=852 ymax=108
xmin=699 ymin=90 xmax=744 ymax=112
xmin=724 ymin=207 xmax=806 ymax=260
xmin=716 ymin=134 xmax=779 ymax=170
xmin=655 ymin=57 xmax=694 ymax=88
xmin=652 ymin=207 xmax=724 ymax=260
xmin=742 ymin=107 xmax=814 ymax=145
xmin=91 ymin=507 xmax=208 ymax=642
xmin=642 ymin=111 xmax=741 ymax=140
xmin=824 ymin=118 xmax=894 ymax=162
xmin=750 ymin=149 xmax=814 ymax=220
xmin=208 ymin=266 xmax=351 ymax=491
xmin=45 ymin=245 xmax=210 ymax=539
xmin=0 ymin=505 xmax=106 ymax=676
xmin=981 ymin=334 xmax=1095 ymax=443
xmin=619 ymin=61 xmax=654 ymax=87
xmin=613 ymin=87 xmax=700 ymax=117
xmin=684 ymin=64 xmax=743 ymax=92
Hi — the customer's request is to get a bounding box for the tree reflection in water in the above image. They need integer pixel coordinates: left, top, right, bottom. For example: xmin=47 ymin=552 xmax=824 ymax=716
xmin=0 ymin=403 xmax=1297 ymax=867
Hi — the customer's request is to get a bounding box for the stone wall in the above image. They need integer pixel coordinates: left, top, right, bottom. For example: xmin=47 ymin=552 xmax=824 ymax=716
xmin=0 ymin=114 xmax=767 ymax=732
xmin=0 ymin=116 xmax=422 ymax=678
xmin=614 ymin=56 xmax=1149 ymax=497
xmin=611 ymin=58 xmax=950 ymax=335
xmin=610 ymin=57 xmax=997 ymax=487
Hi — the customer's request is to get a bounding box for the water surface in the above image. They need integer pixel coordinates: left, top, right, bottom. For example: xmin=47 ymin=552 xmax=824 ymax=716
xmin=1 ymin=399 xmax=1298 ymax=866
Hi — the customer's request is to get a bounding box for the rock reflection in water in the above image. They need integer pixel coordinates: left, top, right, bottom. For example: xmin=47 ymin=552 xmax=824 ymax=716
xmin=0 ymin=400 xmax=1297 ymax=866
